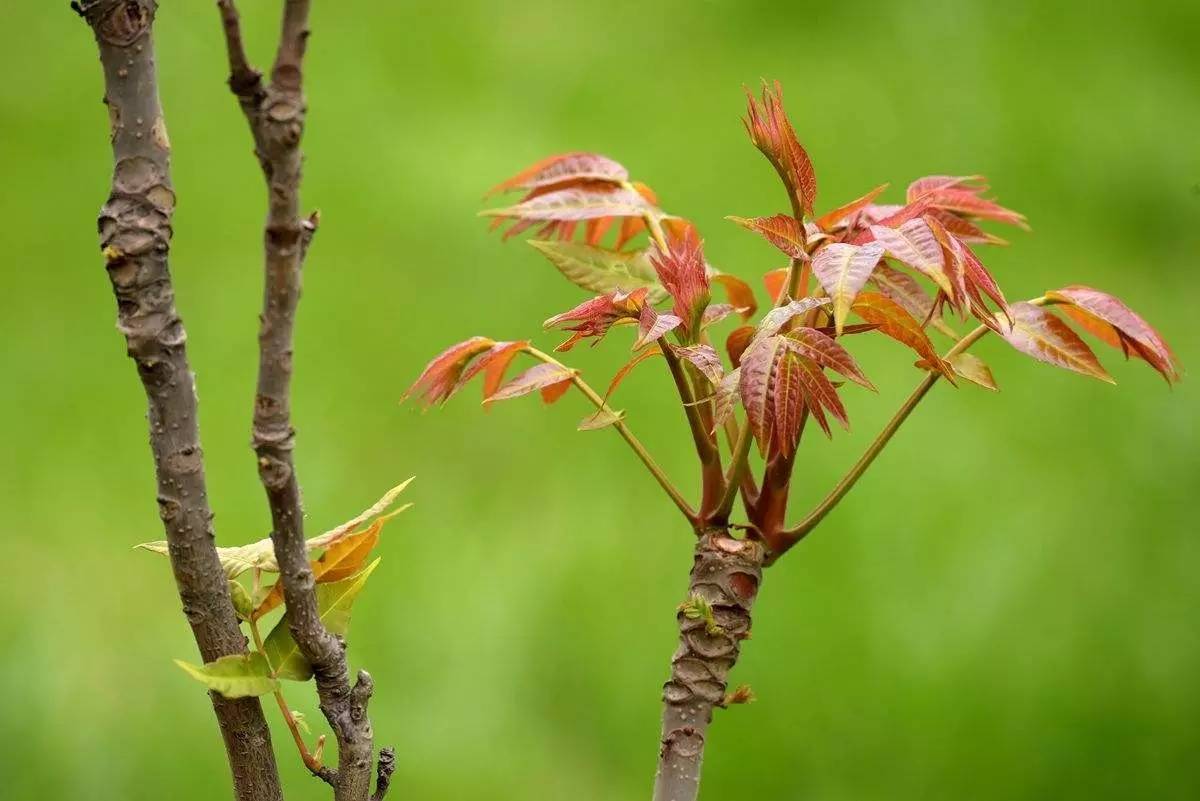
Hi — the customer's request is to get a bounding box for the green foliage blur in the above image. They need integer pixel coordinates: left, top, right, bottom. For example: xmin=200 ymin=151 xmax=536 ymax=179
xmin=1 ymin=1 xmax=1197 ymax=798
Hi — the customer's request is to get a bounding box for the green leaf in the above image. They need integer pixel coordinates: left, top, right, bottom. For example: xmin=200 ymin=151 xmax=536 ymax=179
xmin=228 ymin=580 xmax=253 ymax=621
xmin=263 ymin=558 xmax=381 ymax=681
xmin=527 ymin=240 xmax=667 ymax=301
xmin=174 ymin=652 xmax=279 ymax=699
xmin=578 ymin=409 xmax=625 ymax=431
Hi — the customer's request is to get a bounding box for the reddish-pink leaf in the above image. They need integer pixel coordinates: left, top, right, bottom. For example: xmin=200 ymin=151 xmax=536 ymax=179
xmin=907 ymin=175 xmax=1028 ymax=229
xmin=744 ymin=81 xmax=817 ymax=216
xmin=650 ymin=227 xmax=710 ymax=336
xmin=404 ymin=336 xmax=496 ymax=406
xmin=727 ymin=214 xmax=807 ymax=259
xmin=710 ymin=273 xmax=757 ymax=320
xmin=870 ymin=262 xmax=957 ymax=337
xmin=907 ymin=175 xmax=986 ymax=203
xmin=1045 ymin=286 xmax=1179 ymax=383
xmin=763 ymin=268 xmax=789 ymax=304
xmin=455 ymin=340 xmax=529 ymax=399
xmin=544 ymin=287 xmax=648 ymax=351
xmin=926 ymin=208 xmax=1006 ymax=246
xmin=672 ymin=344 xmax=724 ymax=384
xmin=487 ymin=153 xmax=629 ymax=197
xmin=870 ymin=219 xmax=952 ymax=296
xmin=756 ymin=296 xmax=832 ymax=340
xmin=540 ymin=378 xmax=574 ymax=405
xmin=811 ymin=242 xmax=885 ymax=334
xmin=852 ymin=293 xmax=954 ymax=381
xmin=792 ymin=355 xmax=849 ymax=438
xmin=725 ymin=326 xmax=755 ymax=368
xmin=999 ymin=302 xmax=1114 ymax=383
xmin=486 ymin=363 xmax=578 ymax=403
xmin=771 ymin=349 xmax=806 ymax=455
xmin=783 ymin=327 xmax=875 ymax=390
xmin=604 ymin=348 xmax=663 ymax=401
xmin=738 ymin=335 xmax=789 ymax=453
xmin=950 ymin=235 xmax=1011 ymax=323
xmin=483 ymin=185 xmax=651 ymax=226
xmin=814 ymin=183 xmax=889 ymax=231
xmin=710 ymin=368 xmax=741 ymax=433
xmin=702 ymin=304 xmax=738 ymax=327
xmin=634 ymin=305 xmax=682 ymax=350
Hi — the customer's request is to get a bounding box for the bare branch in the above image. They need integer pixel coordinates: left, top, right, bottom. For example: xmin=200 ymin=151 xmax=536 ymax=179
xmin=75 ymin=2 xmax=282 ymax=799
xmin=214 ymin=2 xmax=385 ymax=797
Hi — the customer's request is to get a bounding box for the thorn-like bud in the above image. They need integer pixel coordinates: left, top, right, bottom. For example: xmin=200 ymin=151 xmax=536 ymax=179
xmin=678 ymin=594 xmax=724 ymax=635
xmin=723 ymin=684 xmax=756 ymax=706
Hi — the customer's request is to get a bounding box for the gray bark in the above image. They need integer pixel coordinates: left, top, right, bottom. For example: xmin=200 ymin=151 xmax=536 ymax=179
xmin=215 ymin=2 xmax=388 ymax=798
xmin=75 ymin=2 xmax=283 ymax=800
xmin=653 ymin=532 xmax=764 ymax=801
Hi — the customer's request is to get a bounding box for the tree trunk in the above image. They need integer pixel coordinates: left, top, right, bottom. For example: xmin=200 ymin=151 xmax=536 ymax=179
xmin=653 ymin=531 xmax=764 ymax=801
xmin=75 ymin=2 xmax=283 ymax=799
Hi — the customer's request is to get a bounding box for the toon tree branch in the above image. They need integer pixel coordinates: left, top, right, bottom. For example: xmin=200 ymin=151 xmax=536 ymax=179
xmin=216 ymin=2 xmax=384 ymax=797
xmin=653 ymin=531 xmax=764 ymax=801
xmin=75 ymin=2 xmax=283 ymax=800
xmin=773 ymin=303 xmax=1047 ymax=559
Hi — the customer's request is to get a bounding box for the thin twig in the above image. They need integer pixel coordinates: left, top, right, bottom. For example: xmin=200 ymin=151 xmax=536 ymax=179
xmin=526 ymin=347 xmax=698 ymax=523
xmin=774 ymin=302 xmax=1045 ymax=556
xmin=215 ymin=2 xmax=384 ymax=798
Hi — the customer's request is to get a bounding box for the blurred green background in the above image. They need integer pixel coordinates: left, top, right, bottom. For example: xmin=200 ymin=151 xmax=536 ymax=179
xmin=1 ymin=1 xmax=1197 ymax=799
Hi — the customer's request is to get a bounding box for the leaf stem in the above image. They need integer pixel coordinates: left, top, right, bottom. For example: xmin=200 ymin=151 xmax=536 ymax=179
xmin=659 ymin=341 xmax=724 ymax=517
xmin=525 ymin=347 xmax=698 ymax=524
xmin=773 ymin=299 xmax=1044 ymax=558
xmin=248 ymin=610 xmax=331 ymax=782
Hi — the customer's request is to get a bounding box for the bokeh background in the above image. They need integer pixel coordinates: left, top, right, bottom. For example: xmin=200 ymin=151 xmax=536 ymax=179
xmin=1 ymin=1 xmax=1197 ymax=799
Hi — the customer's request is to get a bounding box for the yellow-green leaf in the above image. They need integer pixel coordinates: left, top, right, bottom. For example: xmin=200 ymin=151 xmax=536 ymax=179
xmin=263 ymin=558 xmax=381 ymax=681
xmin=174 ymin=652 xmax=279 ymax=699
xmin=135 ymin=480 xmax=412 ymax=578
xmin=228 ymin=580 xmax=254 ymax=621
xmin=527 ymin=240 xmax=667 ymax=301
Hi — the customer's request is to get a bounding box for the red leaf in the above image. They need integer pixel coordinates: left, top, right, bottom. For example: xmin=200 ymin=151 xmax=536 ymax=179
xmin=486 ymin=363 xmax=578 ymax=403
xmin=907 ymin=174 xmax=1028 ymax=229
xmin=756 ymin=296 xmax=832 ymax=340
xmin=999 ymin=302 xmax=1113 ymax=383
xmin=540 ymin=378 xmax=573 ymax=405
xmin=483 ymin=185 xmax=653 ymax=243
xmin=792 ymin=354 xmax=849 ymax=438
xmin=604 ymin=348 xmax=663 ymax=400
xmin=814 ymin=183 xmax=889 ymax=231
xmin=727 ymin=213 xmax=807 ymax=259
xmin=710 ymin=272 xmax=758 ymax=320
xmin=763 ymin=268 xmax=789 ymax=304
xmin=738 ymin=335 xmax=789 ymax=453
xmin=783 ymin=327 xmax=875 ymax=389
xmin=771 ymin=349 xmax=806 ymax=455
xmin=711 ymin=368 xmax=741 ymax=433
xmin=950 ymin=235 xmax=1011 ymax=323
xmin=650 ymin=226 xmax=710 ymax=336
xmin=702 ymin=304 xmax=738 ymax=327
xmin=743 ymin=81 xmax=818 ymax=216
xmin=404 ymin=336 xmax=496 ymax=406
xmin=455 ymin=340 xmax=529 ymax=399
xmin=851 ymin=293 xmax=954 ymax=381
xmin=1045 ymin=286 xmax=1179 ymax=383
xmin=544 ymin=287 xmax=648 ymax=351
xmin=811 ymin=242 xmax=885 ymax=334
xmin=672 ymin=343 xmax=724 ymax=384
xmin=869 ymin=219 xmax=952 ymax=296
xmin=725 ymin=326 xmax=755 ymax=368
xmin=487 ymin=152 xmax=629 ymax=197
xmin=634 ymin=305 xmax=682 ymax=350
